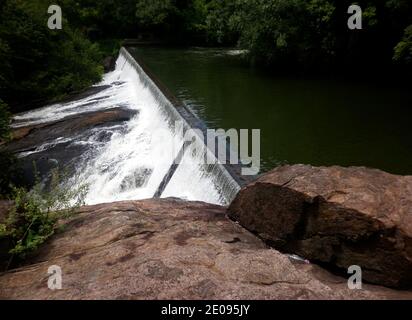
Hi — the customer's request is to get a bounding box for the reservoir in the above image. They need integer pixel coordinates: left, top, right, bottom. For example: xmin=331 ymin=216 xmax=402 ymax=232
xmin=131 ymin=46 xmax=412 ymax=175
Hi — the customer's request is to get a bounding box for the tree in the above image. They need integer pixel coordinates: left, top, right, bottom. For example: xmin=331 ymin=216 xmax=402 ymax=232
xmin=394 ymin=25 xmax=412 ymax=64
xmin=0 ymin=0 xmax=103 ymax=111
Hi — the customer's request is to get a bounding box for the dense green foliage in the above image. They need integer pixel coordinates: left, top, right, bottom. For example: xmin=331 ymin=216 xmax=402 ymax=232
xmin=1 ymin=0 xmax=410 ymax=111
xmin=0 ymin=0 xmax=103 ymax=110
xmin=59 ymin=0 xmax=138 ymax=38
xmin=394 ymin=24 xmax=412 ymax=64
xmin=0 ymin=168 xmax=87 ymax=266
xmin=202 ymin=0 xmax=412 ymax=70
xmin=55 ymin=0 xmax=412 ymax=71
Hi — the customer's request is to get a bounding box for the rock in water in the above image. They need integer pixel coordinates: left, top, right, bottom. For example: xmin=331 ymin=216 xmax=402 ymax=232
xmin=103 ymin=56 xmax=116 ymax=72
xmin=228 ymin=165 xmax=412 ymax=288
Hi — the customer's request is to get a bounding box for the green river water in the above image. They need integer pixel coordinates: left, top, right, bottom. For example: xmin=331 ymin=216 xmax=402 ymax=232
xmin=130 ymin=46 xmax=412 ymax=175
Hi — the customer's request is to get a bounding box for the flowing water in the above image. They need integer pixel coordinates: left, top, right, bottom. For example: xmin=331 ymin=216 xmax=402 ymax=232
xmin=12 ymin=50 xmax=240 ymax=205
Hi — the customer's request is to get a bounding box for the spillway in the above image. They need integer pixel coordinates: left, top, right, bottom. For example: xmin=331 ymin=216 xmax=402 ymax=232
xmin=12 ymin=47 xmax=243 ymax=205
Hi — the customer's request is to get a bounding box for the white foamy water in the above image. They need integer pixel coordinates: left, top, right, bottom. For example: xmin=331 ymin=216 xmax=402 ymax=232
xmin=14 ymin=52 xmax=239 ymax=205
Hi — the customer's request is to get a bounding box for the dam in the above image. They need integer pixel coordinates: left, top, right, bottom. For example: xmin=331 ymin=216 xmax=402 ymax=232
xmin=10 ymin=47 xmax=247 ymax=205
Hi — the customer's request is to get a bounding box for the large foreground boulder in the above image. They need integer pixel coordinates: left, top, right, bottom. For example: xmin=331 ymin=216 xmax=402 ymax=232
xmin=1 ymin=198 xmax=410 ymax=299
xmin=228 ymin=165 xmax=412 ymax=288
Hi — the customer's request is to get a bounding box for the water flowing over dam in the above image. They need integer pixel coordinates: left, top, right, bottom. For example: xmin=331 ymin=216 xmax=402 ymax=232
xmin=11 ymin=48 xmax=243 ymax=205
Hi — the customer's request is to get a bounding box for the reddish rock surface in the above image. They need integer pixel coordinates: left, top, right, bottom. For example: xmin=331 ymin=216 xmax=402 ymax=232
xmin=228 ymin=165 xmax=412 ymax=288
xmin=0 ymin=198 xmax=411 ymax=299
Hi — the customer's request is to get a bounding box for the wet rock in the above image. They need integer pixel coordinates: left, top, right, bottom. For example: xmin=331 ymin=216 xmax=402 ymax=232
xmin=103 ymin=56 xmax=116 ymax=73
xmin=7 ymin=108 xmax=137 ymax=152
xmin=3 ymin=107 xmax=138 ymax=187
xmin=0 ymin=198 xmax=411 ymax=299
xmin=119 ymin=168 xmax=153 ymax=192
xmin=228 ymin=164 xmax=412 ymax=288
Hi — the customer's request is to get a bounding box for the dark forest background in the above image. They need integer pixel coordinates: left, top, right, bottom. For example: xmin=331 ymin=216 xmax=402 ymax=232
xmin=1 ymin=0 xmax=411 ymax=113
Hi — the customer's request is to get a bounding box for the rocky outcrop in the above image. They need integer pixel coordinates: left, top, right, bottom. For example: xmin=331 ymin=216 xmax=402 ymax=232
xmin=0 ymin=198 xmax=411 ymax=299
xmin=228 ymin=165 xmax=412 ymax=289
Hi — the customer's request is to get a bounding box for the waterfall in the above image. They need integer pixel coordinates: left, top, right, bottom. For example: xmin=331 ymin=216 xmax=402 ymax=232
xmin=12 ymin=48 xmax=242 ymax=206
